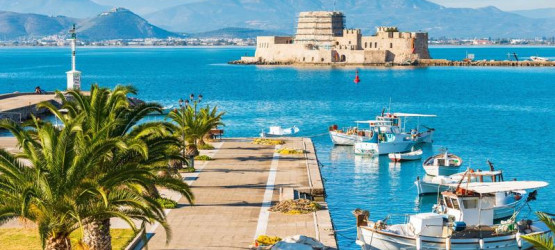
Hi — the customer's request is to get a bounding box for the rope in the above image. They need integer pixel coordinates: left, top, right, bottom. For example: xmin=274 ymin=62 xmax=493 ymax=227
xmin=300 ymin=132 xmax=328 ymax=138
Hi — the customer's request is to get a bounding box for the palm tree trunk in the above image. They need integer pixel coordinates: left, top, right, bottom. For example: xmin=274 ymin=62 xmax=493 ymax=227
xmin=83 ymin=218 xmax=112 ymax=250
xmin=45 ymin=233 xmax=71 ymax=250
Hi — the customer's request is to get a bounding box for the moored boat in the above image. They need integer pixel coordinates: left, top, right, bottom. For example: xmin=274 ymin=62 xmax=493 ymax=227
xmin=416 ymin=161 xmax=503 ymax=195
xmin=423 ymin=150 xmax=463 ymax=176
xmin=329 ymin=112 xmax=436 ymax=146
xmin=260 ymin=126 xmax=299 ymax=137
xmin=388 ymin=149 xmax=423 ymax=162
xmin=355 ymin=181 xmax=550 ymax=250
xmin=354 ymin=120 xmax=416 ymax=156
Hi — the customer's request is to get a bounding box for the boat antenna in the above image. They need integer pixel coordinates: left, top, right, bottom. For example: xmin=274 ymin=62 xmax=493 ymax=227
xmin=487 ymin=159 xmax=494 ymax=171
xmin=388 ymin=97 xmax=392 ymax=113
xmin=333 ymin=0 xmax=336 ymax=11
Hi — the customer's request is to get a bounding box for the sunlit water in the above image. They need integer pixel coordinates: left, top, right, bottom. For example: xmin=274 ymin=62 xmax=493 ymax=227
xmin=1 ymin=46 xmax=554 ymax=249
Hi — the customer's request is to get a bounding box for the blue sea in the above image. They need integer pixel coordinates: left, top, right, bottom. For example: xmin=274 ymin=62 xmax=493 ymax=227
xmin=1 ymin=46 xmax=554 ymax=249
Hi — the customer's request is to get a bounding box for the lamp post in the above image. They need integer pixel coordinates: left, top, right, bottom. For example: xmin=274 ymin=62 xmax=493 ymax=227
xmin=179 ymin=93 xmax=203 ymax=169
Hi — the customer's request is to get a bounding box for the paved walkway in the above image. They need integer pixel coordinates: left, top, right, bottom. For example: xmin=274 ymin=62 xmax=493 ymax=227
xmin=145 ymin=138 xmax=336 ymax=249
xmin=0 ymin=93 xmax=58 ymax=112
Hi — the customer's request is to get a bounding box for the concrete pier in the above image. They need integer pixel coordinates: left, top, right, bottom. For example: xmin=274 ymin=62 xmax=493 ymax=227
xmin=145 ymin=137 xmax=337 ymax=249
xmin=0 ymin=93 xmax=60 ymax=122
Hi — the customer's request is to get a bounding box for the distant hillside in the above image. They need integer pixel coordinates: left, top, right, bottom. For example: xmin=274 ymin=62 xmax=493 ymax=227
xmin=512 ymin=8 xmax=555 ymax=19
xmin=0 ymin=0 xmax=107 ymax=18
xmin=0 ymin=11 xmax=75 ymax=40
xmin=77 ymin=8 xmax=179 ymax=40
xmin=145 ymin=0 xmax=555 ymax=38
xmin=192 ymin=27 xmax=288 ymax=39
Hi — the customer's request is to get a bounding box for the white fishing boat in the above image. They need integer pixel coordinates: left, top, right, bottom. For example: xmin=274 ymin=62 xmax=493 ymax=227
xmin=388 ymin=149 xmax=423 ymax=162
xmin=423 ymin=150 xmax=463 ymax=176
xmin=354 ymin=120 xmax=417 ymax=156
xmin=415 ymin=169 xmax=504 ymax=195
xmin=416 ymin=161 xmax=503 ymax=195
xmin=329 ymin=112 xmax=436 ymax=146
xmin=355 ymin=181 xmax=550 ymax=250
xmin=260 ymin=126 xmax=299 ymax=138
xmin=328 ymin=122 xmax=373 ymax=146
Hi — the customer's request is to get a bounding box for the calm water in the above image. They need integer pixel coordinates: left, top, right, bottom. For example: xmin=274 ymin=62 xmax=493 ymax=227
xmin=1 ymin=46 xmax=554 ymax=249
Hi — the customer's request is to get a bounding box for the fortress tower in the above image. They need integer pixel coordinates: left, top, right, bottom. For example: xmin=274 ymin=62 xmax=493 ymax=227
xmin=294 ymin=11 xmax=345 ymax=48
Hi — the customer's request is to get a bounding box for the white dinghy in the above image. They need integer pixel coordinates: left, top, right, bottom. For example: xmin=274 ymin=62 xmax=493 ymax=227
xmin=388 ymin=149 xmax=423 ymax=162
xmin=260 ymin=126 xmax=299 ymax=138
xmin=355 ymin=181 xmax=550 ymax=250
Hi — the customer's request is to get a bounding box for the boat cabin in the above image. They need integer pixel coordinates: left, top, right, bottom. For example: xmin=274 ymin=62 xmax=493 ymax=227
xmin=452 ymin=170 xmax=504 ymax=183
xmin=440 ymin=181 xmax=548 ymax=226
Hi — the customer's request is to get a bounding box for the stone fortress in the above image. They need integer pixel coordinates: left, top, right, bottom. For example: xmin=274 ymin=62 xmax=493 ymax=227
xmin=238 ymin=11 xmax=431 ymax=65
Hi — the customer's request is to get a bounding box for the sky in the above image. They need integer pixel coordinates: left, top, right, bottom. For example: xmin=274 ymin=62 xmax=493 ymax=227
xmin=427 ymin=0 xmax=555 ymax=11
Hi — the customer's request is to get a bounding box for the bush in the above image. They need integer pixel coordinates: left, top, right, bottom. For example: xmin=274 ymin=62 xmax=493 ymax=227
xmin=156 ymin=197 xmax=178 ymax=209
xmin=269 ymin=199 xmax=321 ymax=214
xmin=256 ymin=235 xmax=282 ymax=246
xmin=195 ymin=155 xmax=213 ymax=161
xmin=198 ymin=144 xmax=215 ymax=150
xmin=252 ymin=138 xmax=285 ymax=145
xmin=180 ymin=166 xmax=196 ymax=173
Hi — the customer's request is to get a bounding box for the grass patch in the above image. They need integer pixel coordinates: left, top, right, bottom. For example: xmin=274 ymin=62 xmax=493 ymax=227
xmin=179 ymin=166 xmax=196 ymax=173
xmin=269 ymin=199 xmax=321 ymax=214
xmin=197 ymin=144 xmax=215 ymax=150
xmin=252 ymin=138 xmax=285 ymax=145
xmin=194 ymin=155 xmax=213 ymax=161
xmin=0 ymin=228 xmax=135 ymax=250
xmin=156 ymin=197 xmax=178 ymax=209
xmin=276 ymin=147 xmax=305 ymax=154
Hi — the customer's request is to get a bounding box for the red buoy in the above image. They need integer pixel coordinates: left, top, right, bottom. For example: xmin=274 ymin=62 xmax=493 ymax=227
xmin=354 ymin=69 xmax=361 ymax=84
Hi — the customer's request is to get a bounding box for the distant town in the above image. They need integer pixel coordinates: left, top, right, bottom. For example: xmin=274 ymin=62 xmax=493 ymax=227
xmin=0 ymin=36 xmax=554 ymax=47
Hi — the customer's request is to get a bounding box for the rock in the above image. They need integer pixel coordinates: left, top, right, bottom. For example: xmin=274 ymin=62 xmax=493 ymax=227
xmin=271 ymin=235 xmax=326 ymax=250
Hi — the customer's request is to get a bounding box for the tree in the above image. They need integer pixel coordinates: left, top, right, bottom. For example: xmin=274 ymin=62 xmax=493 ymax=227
xmin=167 ymin=104 xmax=225 ymax=161
xmin=0 ymin=118 xmax=152 ymax=250
xmin=521 ymin=212 xmax=555 ymax=250
xmin=38 ymin=84 xmax=194 ymax=249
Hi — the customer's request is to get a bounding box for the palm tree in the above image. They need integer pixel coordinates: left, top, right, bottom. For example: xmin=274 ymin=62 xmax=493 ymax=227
xmin=167 ymin=104 xmax=225 ymax=161
xmin=38 ymin=84 xmax=194 ymax=249
xmin=0 ymin=118 xmax=158 ymax=250
xmin=521 ymin=212 xmax=555 ymax=250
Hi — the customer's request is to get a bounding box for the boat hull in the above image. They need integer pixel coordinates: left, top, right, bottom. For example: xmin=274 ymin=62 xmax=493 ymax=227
xmin=388 ymin=150 xmax=423 ymax=162
xmin=329 ymin=131 xmax=358 ymax=145
xmin=423 ymin=165 xmax=461 ymax=176
xmin=358 ymin=226 xmax=547 ymax=250
xmin=416 ymin=130 xmax=434 ymax=143
xmin=355 ymin=141 xmax=415 ymax=155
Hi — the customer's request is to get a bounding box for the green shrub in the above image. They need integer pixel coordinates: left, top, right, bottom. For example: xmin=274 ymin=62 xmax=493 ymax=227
xmin=156 ymin=197 xmax=178 ymax=209
xmin=195 ymin=155 xmax=213 ymax=161
xmin=198 ymin=144 xmax=215 ymax=150
xmin=180 ymin=166 xmax=196 ymax=173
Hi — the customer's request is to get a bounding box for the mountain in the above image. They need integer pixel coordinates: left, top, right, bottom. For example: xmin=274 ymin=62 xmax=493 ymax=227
xmin=145 ymin=0 xmax=321 ymax=33
xmin=77 ymin=8 xmax=179 ymax=40
xmin=90 ymin=0 xmax=197 ymax=15
xmin=0 ymin=0 xmax=107 ymax=18
xmin=192 ymin=27 xmax=288 ymax=39
xmin=512 ymin=8 xmax=555 ymax=19
xmin=0 ymin=11 xmax=75 ymax=40
xmin=145 ymin=0 xmax=555 ymax=38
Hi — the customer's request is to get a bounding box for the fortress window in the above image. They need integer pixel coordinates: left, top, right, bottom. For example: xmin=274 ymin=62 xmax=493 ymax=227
xmin=375 ymin=42 xmax=377 ymax=48
xmin=365 ymin=42 xmax=367 ymax=48
xmin=390 ymin=43 xmax=393 ymax=49
xmin=303 ymin=57 xmax=305 ymax=62
xmin=321 ymin=58 xmax=324 ymax=62
xmin=349 ymin=41 xmax=351 ymax=44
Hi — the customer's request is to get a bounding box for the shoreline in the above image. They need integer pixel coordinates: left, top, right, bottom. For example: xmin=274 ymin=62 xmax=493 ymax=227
xmin=229 ymin=59 xmax=555 ymax=67
xmin=1 ymin=44 xmax=555 ymax=49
